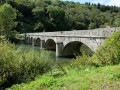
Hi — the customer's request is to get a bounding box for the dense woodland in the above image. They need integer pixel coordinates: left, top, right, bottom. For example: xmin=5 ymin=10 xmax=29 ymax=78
xmin=0 ymin=0 xmax=120 ymax=34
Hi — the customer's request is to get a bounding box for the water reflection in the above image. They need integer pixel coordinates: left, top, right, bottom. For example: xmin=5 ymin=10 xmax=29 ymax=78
xmin=16 ymin=43 xmax=72 ymax=62
xmin=16 ymin=43 xmax=93 ymax=61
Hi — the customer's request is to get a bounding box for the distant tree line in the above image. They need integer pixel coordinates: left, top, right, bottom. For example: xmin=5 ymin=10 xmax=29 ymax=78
xmin=0 ymin=0 xmax=120 ymax=33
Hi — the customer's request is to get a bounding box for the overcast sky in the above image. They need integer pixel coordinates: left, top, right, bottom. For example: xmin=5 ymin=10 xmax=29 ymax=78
xmin=62 ymin=0 xmax=120 ymax=7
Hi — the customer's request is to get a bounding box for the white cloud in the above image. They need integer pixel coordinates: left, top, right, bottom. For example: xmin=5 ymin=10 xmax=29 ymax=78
xmin=92 ymin=0 xmax=120 ymax=7
xmin=62 ymin=0 xmax=120 ymax=7
xmin=106 ymin=0 xmax=120 ymax=6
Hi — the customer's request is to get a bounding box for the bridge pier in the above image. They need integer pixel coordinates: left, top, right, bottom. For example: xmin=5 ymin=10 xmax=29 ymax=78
xmin=28 ymin=38 xmax=30 ymax=44
xmin=40 ymin=40 xmax=45 ymax=49
xmin=32 ymin=39 xmax=35 ymax=48
xmin=56 ymin=42 xmax=64 ymax=57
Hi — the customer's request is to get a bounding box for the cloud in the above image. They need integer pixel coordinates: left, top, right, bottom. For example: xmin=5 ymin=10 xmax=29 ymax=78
xmin=62 ymin=0 xmax=120 ymax=7
xmin=92 ymin=0 xmax=120 ymax=6
xmin=106 ymin=0 xmax=120 ymax=6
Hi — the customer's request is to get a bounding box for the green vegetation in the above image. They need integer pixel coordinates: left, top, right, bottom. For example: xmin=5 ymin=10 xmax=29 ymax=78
xmin=0 ymin=3 xmax=17 ymax=39
xmin=6 ymin=65 xmax=120 ymax=90
xmin=91 ymin=30 xmax=120 ymax=66
xmin=0 ymin=40 xmax=54 ymax=89
xmin=1 ymin=0 xmax=120 ymax=34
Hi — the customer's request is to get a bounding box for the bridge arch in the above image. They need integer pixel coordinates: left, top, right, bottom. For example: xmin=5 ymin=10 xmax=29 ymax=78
xmin=63 ymin=41 xmax=82 ymax=57
xmin=30 ymin=37 xmax=33 ymax=44
xmin=25 ymin=37 xmax=30 ymax=44
xmin=35 ymin=37 xmax=41 ymax=46
xmin=63 ymin=38 xmax=95 ymax=52
xmin=63 ymin=41 xmax=94 ymax=57
xmin=45 ymin=39 xmax=56 ymax=50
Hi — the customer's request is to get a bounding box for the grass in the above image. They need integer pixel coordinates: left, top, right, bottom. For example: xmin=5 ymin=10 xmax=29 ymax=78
xmin=6 ymin=64 xmax=120 ymax=90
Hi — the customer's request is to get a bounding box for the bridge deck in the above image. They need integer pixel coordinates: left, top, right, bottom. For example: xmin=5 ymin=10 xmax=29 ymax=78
xmin=26 ymin=27 xmax=120 ymax=38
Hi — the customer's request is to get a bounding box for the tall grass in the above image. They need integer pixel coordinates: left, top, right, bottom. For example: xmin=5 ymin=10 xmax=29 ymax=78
xmin=0 ymin=40 xmax=54 ymax=89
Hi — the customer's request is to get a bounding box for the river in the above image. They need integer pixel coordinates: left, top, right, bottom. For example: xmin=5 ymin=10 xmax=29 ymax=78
xmin=16 ymin=43 xmax=73 ymax=65
xmin=16 ymin=43 xmax=94 ymax=60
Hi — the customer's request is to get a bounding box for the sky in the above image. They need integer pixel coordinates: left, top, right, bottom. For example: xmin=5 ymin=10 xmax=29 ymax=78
xmin=62 ymin=0 xmax=120 ymax=7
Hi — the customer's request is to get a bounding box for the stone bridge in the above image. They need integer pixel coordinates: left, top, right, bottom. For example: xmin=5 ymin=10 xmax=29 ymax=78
xmin=25 ymin=27 xmax=120 ymax=57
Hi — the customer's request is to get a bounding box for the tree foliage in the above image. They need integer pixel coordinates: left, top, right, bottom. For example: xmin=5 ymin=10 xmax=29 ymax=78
xmin=0 ymin=3 xmax=17 ymax=38
xmin=0 ymin=41 xmax=54 ymax=89
xmin=113 ymin=18 xmax=120 ymax=27
xmin=1 ymin=0 xmax=120 ymax=33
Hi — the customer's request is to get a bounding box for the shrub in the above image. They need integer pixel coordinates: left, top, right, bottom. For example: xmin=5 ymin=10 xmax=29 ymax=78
xmin=69 ymin=52 xmax=90 ymax=69
xmin=0 ymin=41 xmax=53 ymax=89
xmin=0 ymin=41 xmax=21 ymax=88
xmin=91 ymin=30 xmax=120 ymax=66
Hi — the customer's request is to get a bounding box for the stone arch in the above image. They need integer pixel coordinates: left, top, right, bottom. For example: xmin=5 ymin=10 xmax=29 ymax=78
xmin=63 ymin=41 xmax=94 ymax=57
xmin=63 ymin=41 xmax=82 ymax=57
xmin=63 ymin=38 xmax=94 ymax=52
xmin=35 ymin=38 xmax=41 ymax=46
xmin=45 ymin=39 xmax=56 ymax=50
xmin=30 ymin=37 xmax=36 ymax=44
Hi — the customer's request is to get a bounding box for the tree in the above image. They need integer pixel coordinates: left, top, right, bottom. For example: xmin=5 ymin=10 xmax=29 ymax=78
xmin=47 ymin=5 xmax=65 ymax=22
xmin=32 ymin=6 xmax=46 ymax=21
xmin=113 ymin=18 xmax=120 ymax=27
xmin=47 ymin=5 xmax=65 ymax=31
xmin=74 ymin=21 xmax=86 ymax=30
xmin=34 ymin=22 xmax=44 ymax=32
xmin=0 ymin=0 xmax=6 ymax=5
xmin=0 ymin=3 xmax=17 ymax=39
xmin=88 ymin=23 xmax=96 ymax=29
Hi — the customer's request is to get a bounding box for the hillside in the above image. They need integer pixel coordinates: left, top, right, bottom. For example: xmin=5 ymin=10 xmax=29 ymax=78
xmin=1 ymin=0 xmax=120 ymax=33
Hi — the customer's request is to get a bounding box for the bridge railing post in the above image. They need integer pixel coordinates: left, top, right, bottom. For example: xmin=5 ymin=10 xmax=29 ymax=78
xmin=56 ymin=42 xmax=64 ymax=57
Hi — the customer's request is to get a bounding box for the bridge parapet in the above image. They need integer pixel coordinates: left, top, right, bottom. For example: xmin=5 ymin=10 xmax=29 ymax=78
xmin=26 ymin=27 xmax=120 ymax=38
